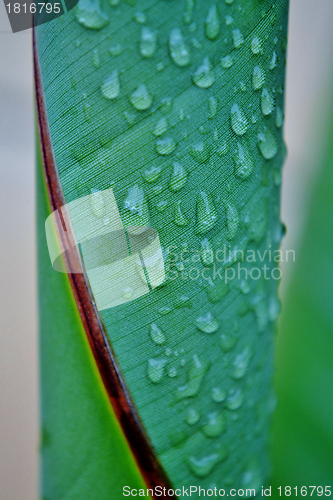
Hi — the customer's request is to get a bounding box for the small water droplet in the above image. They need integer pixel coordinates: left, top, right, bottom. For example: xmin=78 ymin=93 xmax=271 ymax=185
xmin=160 ymin=97 xmax=173 ymax=114
xmin=251 ymin=36 xmax=262 ymax=54
xmin=75 ymin=0 xmax=109 ymax=30
xmin=183 ymin=0 xmax=194 ymax=25
xmin=176 ymin=354 xmax=210 ymax=400
xmin=109 ymin=0 xmax=119 ymax=5
xmin=224 ymin=0 xmax=234 ymax=4
xmin=174 ymin=200 xmax=189 ymax=226
xmin=188 ymin=448 xmax=228 ymax=478
xmin=258 ymin=128 xmax=278 ymax=159
xmin=155 ymin=137 xmax=176 ymax=155
xmin=123 ymin=185 xmax=150 ymax=225
xmin=269 ymin=51 xmax=277 ymax=70
xmin=268 ymin=295 xmax=281 ymax=321
xmin=234 ymin=142 xmax=254 ymax=179
xmin=230 ymin=104 xmax=248 ymax=135
xmin=153 ymin=117 xmax=168 ymax=137
xmin=225 ymin=15 xmax=233 ymax=26
xmin=156 ymin=62 xmax=164 ymax=71
xmin=130 ymin=84 xmax=152 ymax=110
xmin=109 ymin=43 xmax=123 ymax=56
xmin=196 ymin=191 xmax=218 ymax=234
xmin=147 ymin=358 xmax=167 ymax=383
xmin=189 ymin=141 xmax=210 ymax=163
xmin=142 ymin=165 xmax=163 ymax=183
xmin=92 ymin=48 xmax=100 ymax=68
xmin=186 ymin=408 xmax=200 ymax=425
xmin=220 ymin=333 xmax=237 ymax=352
xmin=169 ymin=28 xmax=191 ymax=67
xmin=275 ymin=106 xmax=284 ymax=128
xmin=169 ymin=162 xmax=188 ymax=192
xmin=211 ymin=387 xmax=227 ymax=403
xmin=168 ymin=366 xmax=178 ymax=378
xmin=220 ymin=54 xmax=233 ymax=69
xmin=240 ymin=279 xmax=250 ymax=294
xmin=156 ymin=200 xmax=168 ymax=212
xmin=195 ymin=312 xmax=219 ymax=333
xmin=101 ymin=70 xmax=120 ymax=99
xmin=140 ymin=27 xmax=157 ymax=57
xmin=134 ymin=10 xmax=146 ymax=23
xmin=205 ymin=5 xmax=220 ymax=41
xmin=231 ymin=347 xmax=252 ymax=379
xmin=201 ymin=238 xmax=214 ymax=265
xmin=217 ymin=140 xmax=228 ymax=156
xmin=202 ymin=411 xmax=226 ymax=437
xmin=226 ymin=203 xmax=239 ymax=239
xmin=261 ymin=88 xmax=274 ymax=116
xmin=232 ymin=29 xmax=244 ymax=49
xmin=150 ymin=322 xmax=166 ymax=344
xmin=208 ymin=96 xmax=218 ymax=118
xmin=226 ymin=388 xmax=243 ymax=410
xmin=252 ymin=65 xmax=265 ymax=90
xmin=192 ymin=57 xmax=215 ymax=88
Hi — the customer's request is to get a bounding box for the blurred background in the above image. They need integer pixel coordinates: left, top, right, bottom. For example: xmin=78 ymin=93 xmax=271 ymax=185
xmin=0 ymin=0 xmax=333 ymax=497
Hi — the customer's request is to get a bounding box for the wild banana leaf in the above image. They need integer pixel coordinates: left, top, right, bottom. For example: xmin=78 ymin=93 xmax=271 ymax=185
xmin=36 ymin=0 xmax=289 ymax=498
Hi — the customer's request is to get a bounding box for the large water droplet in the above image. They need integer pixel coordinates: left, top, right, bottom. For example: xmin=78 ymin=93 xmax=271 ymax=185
xmin=252 ymin=65 xmax=265 ymax=90
xmin=174 ymin=200 xmax=189 ymax=226
xmin=101 ymin=70 xmax=120 ymax=99
xmin=202 ymin=412 xmax=226 ymax=437
xmin=230 ymin=104 xmax=248 ymax=135
xmin=192 ymin=57 xmax=215 ymax=88
xmin=232 ymin=29 xmax=244 ymax=49
xmin=75 ymin=0 xmax=109 ymax=30
xmin=130 ymin=84 xmax=152 ymax=110
xmin=150 ymin=323 xmax=166 ymax=344
xmin=261 ymin=88 xmax=274 ymax=116
xmin=195 ymin=312 xmax=219 ymax=333
xmin=155 ymin=137 xmax=176 ymax=155
xmin=175 ymin=354 xmax=210 ymax=400
xmin=140 ymin=27 xmax=157 ymax=58
xmin=147 ymin=358 xmax=167 ymax=383
xmin=196 ymin=191 xmax=218 ymax=234
xmin=205 ymin=5 xmax=220 ymax=40
xmin=231 ymin=347 xmax=252 ymax=379
xmin=169 ymin=28 xmax=190 ymax=67
xmin=234 ymin=142 xmax=254 ymax=179
xmin=169 ymin=162 xmax=188 ymax=192
xmin=189 ymin=141 xmax=210 ymax=163
xmin=258 ymin=128 xmax=278 ymax=159
xmin=226 ymin=203 xmax=239 ymax=239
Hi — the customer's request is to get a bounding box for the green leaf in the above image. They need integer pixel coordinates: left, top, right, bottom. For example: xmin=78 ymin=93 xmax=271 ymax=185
xmin=36 ymin=0 xmax=289 ymax=495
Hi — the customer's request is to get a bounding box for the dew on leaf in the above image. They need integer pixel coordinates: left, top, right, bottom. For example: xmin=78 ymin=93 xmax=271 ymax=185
xmin=252 ymin=65 xmax=265 ymax=90
xmin=142 ymin=165 xmax=163 ymax=183
xmin=211 ymin=387 xmax=227 ymax=403
xmin=75 ymin=0 xmax=109 ymax=30
xmin=258 ymin=128 xmax=278 ymax=159
xmin=169 ymin=162 xmax=188 ymax=192
xmin=130 ymin=84 xmax=152 ymax=110
xmin=101 ymin=70 xmax=120 ymax=99
xmin=201 ymin=238 xmax=214 ymax=265
xmin=205 ymin=5 xmax=220 ymax=41
xmin=147 ymin=358 xmax=167 ymax=383
xmin=230 ymin=104 xmax=248 ymax=136
xmin=153 ymin=118 xmax=168 ymax=137
xmin=155 ymin=137 xmax=176 ymax=155
xmin=202 ymin=411 xmax=226 ymax=437
xmin=186 ymin=408 xmax=200 ymax=425
xmin=232 ymin=29 xmax=244 ymax=49
xmin=140 ymin=27 xmax=157 ymax=58
xmin=189 ymin=141 xmax=210 ymax=163
xmin=192 ymin=57 xmax=215 ymax=88
xmin=195 ymin=312 xmax=219 ymax=333
xmin=226 ymin=203 xmax=239 ymax=239
xmin=251 ymin=36 xmax=262 ymax=54
xmin=226 ymin=388 xmax=244 ymax=410
xmin=231 ymin=347 xmax=252 ymax=379
xmin=261 ymin=88 xmax=275 ymax=116
xmin=174 ymin=200 xmax=189 ymax=226
xmin=220 ymin=333 xmax=237 ymax=352
xmin=187 ymin=448 xmax=228 ymax=478
xmin=150 ymin=323 xmax=166 ymax=344
xmin=196 ymin=191 xmax=218 ymax=234
xmin=169 ymin=28 xmax=190 ymax=67
xmin=175 ymin=354 xmax=210 ymax=400
xmin=234 ymin=142 xmax=254 ymax=179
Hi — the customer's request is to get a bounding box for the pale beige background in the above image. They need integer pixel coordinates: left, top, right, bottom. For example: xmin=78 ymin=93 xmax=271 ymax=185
xmin=0 ymin=1 xmax=333 ymax=498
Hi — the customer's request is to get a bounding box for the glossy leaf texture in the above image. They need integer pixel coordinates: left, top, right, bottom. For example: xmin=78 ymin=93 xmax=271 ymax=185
xmin=36 ymin=0 xmax=289 ymax=497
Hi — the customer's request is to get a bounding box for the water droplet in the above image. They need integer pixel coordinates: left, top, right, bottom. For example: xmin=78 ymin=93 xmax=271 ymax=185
xmin=258 ymin=128 xmax=278 ymax=159
xmin=225 ymin=15 xmax=233 ymax=26
xmin=201 ymin=238 xmax=214 ymax=265
xmin=202 ymin=411 xmax=226 ymax=437
xmin=169 ymin=162 xmax=188 ymax=192
xmin=269 ymin=51 xmax=277 ymax=70
xmin=251 ymin=36 xmax=262 ymax=54
xmin=268 ymin=295 xmax=281 ymax=321
xmin=226 ymin=388 xmax=243 ymax=410
xmin=155 ymin=137 xmax=176 ymax=155
xmin=275 ymin=106 xmax=284 ymax=128
xmin=173 ymin=201 xmax=189 ymax=226
xmin=188 ymin=448 xmax=228 ymax=478
xmin=242 ymin=460 xmax=263 ymax=492
xmin=175 ymin=354 xmax=210 ymax=400
xmin=156 ymin=200 xmax=168 ymax=212
xmin=168 ymin=366 xmax=178 ymax=378
xmin=208 ymin=96 xmax=218 ymax=118
xmin=230 ymin=104 xmax=248 ymax=136
xmin=252 ymin=65 xmax=265 ymax=90
xmin=220 ymin=54 xmax=233 ymax=68
xmin=101 ymin=70 xmax=120 ymax=99
xmin=240 ymin=279 xmax=250 ymax=294
xmin=189 ymin=141 xmax=210 ymax=163
xmin=232 ymin=29 xmax=244 ymax=49
xmin=134 ymin=10 xmax=145 ymax=23
xmin=140 ymin=27 xmax=157 ymax=58
xmin=109 ymin=43 xmax=123 ymax=56
xmin=186 ymin=408 xmax=200 ymax=425
xmin=75 ymin=0 xmax=109 ymax=30
xmin=234 ymin=142 xmax=254 ymax=179
xmin=169 ymin=28 xmax=190 ymax=67
xmin=231 ymin=347 xmax=252 ymax=379
xmin=90 ymin=189 xmax=105 ymax=217
xmin=150 ymin=322 xmax=166 ymax=344
xmin=226 ymin=203 xmax=239 ymax=239
xmin=261 ymin=88 xmax=274 ymax=116
xmin=153 ymin=117 xmax=168 ymax=137
xmin=130 ymin=84 xmax=152 ymax=110
xmin=147 ymin=358 xmax=167 ymax=383
xmin=192 ymin=57 xmax=215 ymax=88
xmin=183 ymin=0 xmax=194 ymax=24
xmin=142 ymin=165 xmax=163 ymax=183
xmin=109 ymin=0 xmax=119 ymax=5
xmin=205 ymin=5 xmax=220 ymax=41
xmin=156 ymin=62 xmax=164 ymax=71
xmin=123 ymin=185 xmax=150 ymax=225
xmin=196 ymin=191 xmax=218 ymax=234
xmin=224 ymin=0 xmax=234 ymax=4
xmin=220 ymin=333 xmax=237 ymax=352
xmin=160 ymin=97 xmax=173 ymax=114
xmin=211 ymin=387 xmax=227 ymax=403
xmin=124 ymin=111 xmax=136 ymax=125
xmin=92 ymin=48 xmax=100 ymax=68
xmin=195 ymin=312 xmax=219 ymax=333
